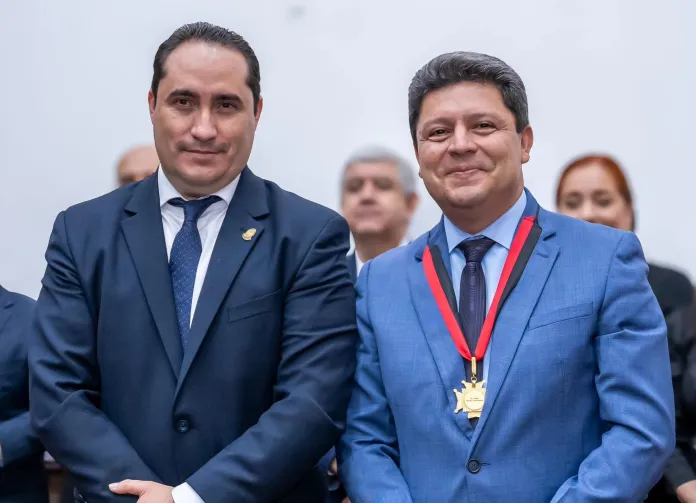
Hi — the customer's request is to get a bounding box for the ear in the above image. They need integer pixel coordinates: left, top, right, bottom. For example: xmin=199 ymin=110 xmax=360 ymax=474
xmin=254 ymin=96 xmax=264 ymax=127
xmin=148 ymin=90 xmax=156 ymax=123
xmin=520 ymin=125 xmax=534 ymax=164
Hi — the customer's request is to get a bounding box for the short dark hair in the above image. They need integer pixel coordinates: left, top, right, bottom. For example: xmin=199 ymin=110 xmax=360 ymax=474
xmin=151 ymin=22 xmax=261 ymax=110
xmin=408 ymin=51 xmax=529 ymax=144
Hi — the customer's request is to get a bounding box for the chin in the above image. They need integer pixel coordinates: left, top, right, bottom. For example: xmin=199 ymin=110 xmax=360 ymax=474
xmin=353 ymin=224 xmax=388 ymax=237
xmin=443 ymin=186 xmax=490 ymax=209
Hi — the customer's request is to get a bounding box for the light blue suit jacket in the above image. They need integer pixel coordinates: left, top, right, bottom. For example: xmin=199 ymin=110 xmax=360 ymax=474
xmin=337 ymin=191 xmax=675 ymax=502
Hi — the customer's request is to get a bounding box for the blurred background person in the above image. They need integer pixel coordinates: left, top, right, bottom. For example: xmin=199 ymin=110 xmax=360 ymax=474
xmin=340 ymin=146 xmax=420 ymax=281
xmin=556 ymin=153 xmax=695 ymax=502
xmin=115 ymin=144 xmax=159 ymax=186
xmin=556 ymin=154 xmax=693 ymax=316
xmin=319 ymin=146 xmax=419 ymax=502
xmin=0 ymin=285 xmax=47 ymax=503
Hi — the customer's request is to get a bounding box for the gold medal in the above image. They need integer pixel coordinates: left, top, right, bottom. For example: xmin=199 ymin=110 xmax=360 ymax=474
xmin=453 ymin=357 xmax=486 ymax=418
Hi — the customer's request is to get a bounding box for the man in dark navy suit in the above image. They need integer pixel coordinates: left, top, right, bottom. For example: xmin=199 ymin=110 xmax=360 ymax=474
xmin=29 ymin=22 xmax=357 ymax=503
xmin=0 ymin=285 xmax=47 ymax=503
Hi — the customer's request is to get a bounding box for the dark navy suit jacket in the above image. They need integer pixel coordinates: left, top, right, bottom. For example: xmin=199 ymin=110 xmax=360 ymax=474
xmin=0 ymin=286 xmax=47 ymax=503
xmin=29 ymin=168 xmax=358 ymax=503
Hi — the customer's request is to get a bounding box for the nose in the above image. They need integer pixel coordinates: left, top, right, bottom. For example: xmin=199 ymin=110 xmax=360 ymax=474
xmin=357 ymin=184 xmax=379 ymax=205
xmin=448 ymin=125 xmax=477 ymax=155
xmin=190 ymin=109 xmax=217 ymax=143
xmin=578 ymin=202 xmax=599 ymax=224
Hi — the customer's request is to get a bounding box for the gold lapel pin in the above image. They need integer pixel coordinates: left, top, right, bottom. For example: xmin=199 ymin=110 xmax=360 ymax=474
xmin=242 ymin=228 xmax=257 ymax=241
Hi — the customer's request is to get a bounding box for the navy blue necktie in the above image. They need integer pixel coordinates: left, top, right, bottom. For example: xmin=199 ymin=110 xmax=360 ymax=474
xmin=458 ymin=237 xmax=496 ymax=351
xmin=168 ymin=196 xmax=220 ymax=349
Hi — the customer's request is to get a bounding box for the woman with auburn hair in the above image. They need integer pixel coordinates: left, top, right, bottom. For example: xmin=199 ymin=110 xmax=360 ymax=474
xmin=556 ymin=154 xmax=696 ymax=503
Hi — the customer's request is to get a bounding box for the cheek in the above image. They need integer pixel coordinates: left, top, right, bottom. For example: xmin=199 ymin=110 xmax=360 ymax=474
xmin=222 ymin=116 xmax=256 ymax=145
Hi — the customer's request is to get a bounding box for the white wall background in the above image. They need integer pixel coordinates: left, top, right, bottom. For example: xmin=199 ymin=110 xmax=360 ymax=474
xmin=1 ymin=0 xmax=694 ymax=298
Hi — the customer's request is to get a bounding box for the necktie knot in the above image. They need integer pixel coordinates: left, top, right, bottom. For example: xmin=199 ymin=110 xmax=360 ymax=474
xmin=458 ymin=236 xmax=495 ymax=264
xmin=169 ymin=196 xmax=221 ymax=223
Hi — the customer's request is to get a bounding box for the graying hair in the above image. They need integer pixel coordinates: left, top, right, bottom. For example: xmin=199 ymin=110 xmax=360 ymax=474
xmin=341 ymin=146 xmax=417 ymax=196
xmin=408 ymin=51 xmax=529 ymax=144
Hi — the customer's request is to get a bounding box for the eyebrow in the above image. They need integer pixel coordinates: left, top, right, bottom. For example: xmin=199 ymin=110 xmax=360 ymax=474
xmin=419 ymin=111 xmax=504 ymax=131
xmin=168 ymin=89 xmax=198 ymax=99
xmin=166 ymin=90 xmax=243 ymax=105
xmin=216 ymin=93 xmax=243 ymax=105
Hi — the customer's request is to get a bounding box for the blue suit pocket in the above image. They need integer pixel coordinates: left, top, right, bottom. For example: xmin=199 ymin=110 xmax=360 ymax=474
xmin=228 ymin=289 xmax=282 ymax=322
xmin=527 ymin=302 xmax=594 ymax=330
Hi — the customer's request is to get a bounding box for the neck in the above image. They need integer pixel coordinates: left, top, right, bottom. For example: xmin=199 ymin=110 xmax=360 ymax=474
xmin=161 ymin=164 xmax=241 ymax=200
xmin=354 ymin=230 xmax=406 ymax=262
xmin=446 ymin=186 xmax=523 ymax=235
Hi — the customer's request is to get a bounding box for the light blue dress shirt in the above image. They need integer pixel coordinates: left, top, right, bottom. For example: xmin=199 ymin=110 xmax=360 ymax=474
xmin=442 ymin=190 xmax=527 ymax=383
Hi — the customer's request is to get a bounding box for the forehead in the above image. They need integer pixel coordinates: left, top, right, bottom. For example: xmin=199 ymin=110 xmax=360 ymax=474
xmin=159 ymin=41 xmax=251 ymax=97
xmin=418 ymin=81 xmax=512 ymax=124
xmin=344 ymin=161 xmax=400 ymax=180
xmin=561 ymin=163 xmax=619 ymax=193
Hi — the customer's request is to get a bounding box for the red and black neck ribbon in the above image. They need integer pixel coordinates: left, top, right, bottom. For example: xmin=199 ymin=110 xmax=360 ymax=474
xmin=422 ymin=215 xmax=541 ymax=362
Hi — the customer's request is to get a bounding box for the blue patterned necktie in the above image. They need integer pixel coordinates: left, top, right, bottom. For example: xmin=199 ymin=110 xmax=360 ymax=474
xmin=458 ymin=237 xmax=496 ymax=351
xmin=168 ymin=196 xmax=221 ymax=349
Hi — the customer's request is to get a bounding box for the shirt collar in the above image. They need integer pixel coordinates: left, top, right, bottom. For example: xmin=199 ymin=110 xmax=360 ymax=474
xmin=157 ymin=166 xmax=239 ymax=208
xmin=354 ymin=236 xmax=410 ymax=273
xmin=443 ymin=190 xmax=527 ymax=253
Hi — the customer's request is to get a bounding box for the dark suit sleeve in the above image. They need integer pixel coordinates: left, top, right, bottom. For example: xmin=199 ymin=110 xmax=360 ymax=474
xmin=551 ymin=232 xmax=675 ymax=502
xmin=186 ymin=214 xmax=358 ymax=503
xmin=0 ymin=413 xmax=43 ymax=467
xmin=29 ymin=212 xmax=160 ymax=502
xmin=0 ymin=300 xmax=43 ymax=466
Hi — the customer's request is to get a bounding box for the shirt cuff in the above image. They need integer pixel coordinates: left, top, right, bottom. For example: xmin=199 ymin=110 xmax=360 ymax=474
xmin=172 ymin=483 xmax=204 ymax=503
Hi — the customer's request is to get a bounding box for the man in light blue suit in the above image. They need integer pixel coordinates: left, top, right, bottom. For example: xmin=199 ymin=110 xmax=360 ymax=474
xmin=337 ymin=51 xmax=675 ymax=502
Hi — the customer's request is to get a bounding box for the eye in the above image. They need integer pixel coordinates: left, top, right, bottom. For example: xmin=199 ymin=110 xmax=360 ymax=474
xmin=176 ymin=98 xmax=191 ymax=107
xmin=219 ymin=101 xmax=236 ymax=110
xmin=475 ymin=122 xmax=494 ymax=130
xmin=427 ymin=128 xmax=450 ymax=140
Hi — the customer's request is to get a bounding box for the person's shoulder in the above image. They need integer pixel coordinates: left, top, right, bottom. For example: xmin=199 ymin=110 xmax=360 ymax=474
xmin=3 ymin=289 xmax=36 ymax=318
xmin=648 ymin=262 xmax=694 ymax=309
xmin=258 ymin=174 xmax=345 ymax=231
xmin=62 ymin=179 xmax=143 ymax=224
xmin=363 ymin=232 xmax=426 ymax=278
xmin=540 ymin=208 xmax=628 ymax=250
xmin=649 ymin=263 xmax=692 ymax=290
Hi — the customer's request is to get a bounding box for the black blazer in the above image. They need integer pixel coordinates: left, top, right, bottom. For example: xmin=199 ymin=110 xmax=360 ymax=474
xmin=646 ymin=263 xmax=694 ymax=501
xmin=29 ymin=168 xmax=358 ymax=503
xmin=0 ymin=286 xmax=47 ymax=503
xmin=648 ymin=263 xmax=693 ymax=316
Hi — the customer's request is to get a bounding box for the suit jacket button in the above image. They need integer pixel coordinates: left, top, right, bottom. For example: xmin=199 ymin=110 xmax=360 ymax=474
xmin=176 ymin=418 xmax=190 ymax=433
xmin=467 ymin=459 xmax=481 ymax=473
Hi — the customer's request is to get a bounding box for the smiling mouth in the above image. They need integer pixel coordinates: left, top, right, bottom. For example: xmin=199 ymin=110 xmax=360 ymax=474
xmin=448 ymin=168 xmax=483 ymax=176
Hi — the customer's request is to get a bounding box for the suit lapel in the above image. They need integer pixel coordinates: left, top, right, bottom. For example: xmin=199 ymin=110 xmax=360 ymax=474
xmin=470 ymin=208 xmax=559 ymax=448
xmin=176 ymin=168 xmax=269 ymax=393
xmin=121 ymin=174 xmax=182 ymax=377
xmin=0 ymin=287 xmax=13 ymax=334
xmin=408 ymin=220 xmax=474 ymax=438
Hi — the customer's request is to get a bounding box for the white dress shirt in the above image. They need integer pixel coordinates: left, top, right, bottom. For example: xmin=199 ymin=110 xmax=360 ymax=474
xmin=158 ymin=168 xmax=239 ymax=325
xmin=158 ymin=168 xmax=238 ymax=503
